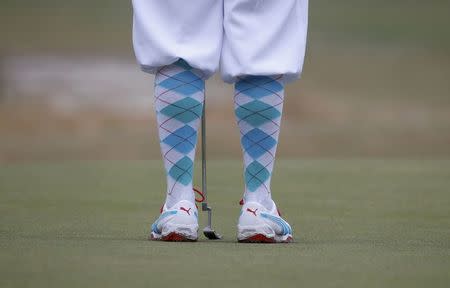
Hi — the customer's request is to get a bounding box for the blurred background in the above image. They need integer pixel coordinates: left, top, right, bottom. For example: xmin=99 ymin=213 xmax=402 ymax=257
xmin=1 ymin=2 xmax=450 ymax=286
xmin=1 ymin=0 xmax=450 ymax=162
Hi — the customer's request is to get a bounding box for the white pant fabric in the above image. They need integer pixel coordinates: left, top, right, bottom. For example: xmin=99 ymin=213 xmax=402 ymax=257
xmin=132 ymin=0 xmax=308 ymax=83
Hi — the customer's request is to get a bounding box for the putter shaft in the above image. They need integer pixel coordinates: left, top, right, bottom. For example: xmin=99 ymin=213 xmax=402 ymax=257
xmin=201 ymin=102 xmax=208 ymax=213
xmin=201 ymin=99 xmax=221 ymax=239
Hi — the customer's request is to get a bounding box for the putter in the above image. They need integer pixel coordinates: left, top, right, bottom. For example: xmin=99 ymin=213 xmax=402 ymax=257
xmin=200 ymin=100 xmax=222 ymax=240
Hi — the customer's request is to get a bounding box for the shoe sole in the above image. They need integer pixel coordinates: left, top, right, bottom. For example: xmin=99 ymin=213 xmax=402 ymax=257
xmin=238 ymin=233 xmax=293 ymax=243
xmin=149 ymin=232 xmax=197 ymax=242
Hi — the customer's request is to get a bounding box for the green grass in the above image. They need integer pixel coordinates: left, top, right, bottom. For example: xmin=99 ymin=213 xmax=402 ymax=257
xmin=0 ymin=160 xmax=449 ymax=287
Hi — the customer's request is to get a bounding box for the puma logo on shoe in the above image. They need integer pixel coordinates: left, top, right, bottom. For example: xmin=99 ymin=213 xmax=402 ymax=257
xmin=180 ymin=207 xmax=191 ymax=215
xmin=246 ymin=208 xmax=258 ymax=216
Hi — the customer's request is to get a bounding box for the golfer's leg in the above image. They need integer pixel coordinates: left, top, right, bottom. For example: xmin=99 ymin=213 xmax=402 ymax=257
xmin=223 ymin=0 xmax=308 ymax=207
xmin=155 ymin=60 xmax=205 ymax=208
xmin=234 ymin=77 xmax=294 ymax=243
xmin=132 ymin=0 xmax=223 ymax=208
xmin=132 ymin=1 xmax=223 ymax=240
xmin=234 ymin=75 xmax=284 ymax=210
xmin=223 ymin=0 xmax=308 ymax=242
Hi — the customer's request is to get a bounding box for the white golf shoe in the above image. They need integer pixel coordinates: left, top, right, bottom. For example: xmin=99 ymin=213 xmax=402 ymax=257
xmin=149 ymin=200 xmax=199 ymax=242
xmin=237 ymin=201 xmax=293 ymax=243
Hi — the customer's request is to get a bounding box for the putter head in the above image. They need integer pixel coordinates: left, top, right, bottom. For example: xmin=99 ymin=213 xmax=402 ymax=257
xmin=203 ymin=226 xmax=222 ymax=240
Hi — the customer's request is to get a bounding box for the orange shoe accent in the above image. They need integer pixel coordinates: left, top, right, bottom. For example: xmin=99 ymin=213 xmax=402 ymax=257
xmin=238 ymin=234 xmax=293 ymax=243
xmin=238 ymin=234 xmax=276 ymax=243
xmin=162 ymin=232 xmax=196 ymax=242
xmin=150 ymin=232 xmax=196 ymax=242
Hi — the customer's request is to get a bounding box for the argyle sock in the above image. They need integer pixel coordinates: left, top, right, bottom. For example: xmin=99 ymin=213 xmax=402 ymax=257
xmin=154 ymin=59 xmax=205 ymax=208
xmin=234 ymin=75 xmax=285 ymax=210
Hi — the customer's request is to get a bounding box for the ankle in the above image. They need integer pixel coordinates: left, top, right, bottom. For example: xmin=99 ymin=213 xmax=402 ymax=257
xmin=165 ymin=189 xmax=195 ymax=208
xmin=243 ymin=195 xmax=275 ymax=211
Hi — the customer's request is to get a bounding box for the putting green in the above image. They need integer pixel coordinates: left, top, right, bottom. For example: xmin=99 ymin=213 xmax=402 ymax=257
xmin=1 ymin=160 xmax=449 ymax=287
